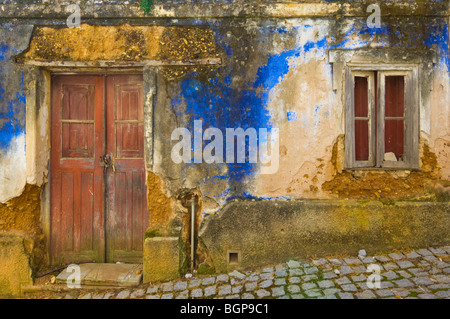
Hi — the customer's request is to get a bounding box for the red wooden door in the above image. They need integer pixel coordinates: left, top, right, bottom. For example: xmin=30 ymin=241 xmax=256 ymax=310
xmin=105 ymin=75 xmax=148 ymax=263
xmin=50 ymin=75 xmax=105 ymax=264
xmin=50 ymin=74 xmax=148 ymax=265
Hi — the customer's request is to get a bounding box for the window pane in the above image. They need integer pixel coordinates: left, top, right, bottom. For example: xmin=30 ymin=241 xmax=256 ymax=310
xmin=355 ymin=120 xmax=369 ymax=161
xmin=385 ymin=119 xmax=404 ymax=161
xmin=354 ymin=76 xmax=369 ymax=161
xmin=385 ymin=76 xmax=404 ymax=117
xmin=354 ymin=77 xmax=368 ymax=117
xmin=385 ymin=76 xmax=405 ymax=162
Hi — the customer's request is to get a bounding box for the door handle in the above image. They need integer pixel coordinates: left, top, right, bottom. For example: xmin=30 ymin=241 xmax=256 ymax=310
xmin=100 ymin=155 xmax=109 ymax=168
xmin=100 ymin=154 xmax=116 ymax=172
xmin=111 ymin=155 xmax=116 ymax=173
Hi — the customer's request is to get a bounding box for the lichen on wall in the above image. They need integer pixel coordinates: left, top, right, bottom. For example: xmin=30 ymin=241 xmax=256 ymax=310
xmin=18 ymin=24 xmax=220 ymax=62
xmin=158 ymin=26 xmax=220 ymax=61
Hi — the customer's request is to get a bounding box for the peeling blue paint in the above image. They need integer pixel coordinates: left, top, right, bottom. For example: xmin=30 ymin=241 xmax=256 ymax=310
xmin=169 ymin=22 xmax=397 ymax=199
xmin=304 ymin=37 xmax=328 ymax=53
xmin=287 ymin=111 xmax=297 ymax=122
xmin=426 ymin=21 xmax=449 ymax=71
xmin=253 ymin=49 xmax=299 ymax=91
xmin=0 ymin=41 xmax=10 ymax=61
xmin=227 ymin=192 xmax=293 ymax=201
xmin=0 ymin=68 xmax=26 ymax=150
xmin=2 ymin=105 xmax=25 ymax=151
xmin=172 ymin=73 xmax=273 ymax=184
xmin=314 ymin=105 xmax=320 ymax=117
xmin=175 ymin=18 xmax=450 ymax=202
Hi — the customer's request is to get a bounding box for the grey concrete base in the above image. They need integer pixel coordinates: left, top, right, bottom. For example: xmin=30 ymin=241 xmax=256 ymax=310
xmin=199 ymin=200 xmax=450 ymax=273
xmin=0 ymin=233 xmax=33 ymax=297
xmin=56 ymin=263 xmax=142 ymax=287
xmin=143 ymin=237 xmax=180 ymax=283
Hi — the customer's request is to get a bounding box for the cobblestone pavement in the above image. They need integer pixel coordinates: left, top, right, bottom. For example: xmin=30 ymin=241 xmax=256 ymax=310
xmin=26 ymin=246 xmax=450 ymax=299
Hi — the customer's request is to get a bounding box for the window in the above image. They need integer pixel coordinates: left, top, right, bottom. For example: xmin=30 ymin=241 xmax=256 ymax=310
xmin=345 ymin=66 xmax=419 ymax=169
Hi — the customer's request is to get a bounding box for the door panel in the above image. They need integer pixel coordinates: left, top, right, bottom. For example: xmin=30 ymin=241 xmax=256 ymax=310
xmin=105 ymin=75 xmax=148 ymax=263
xmin=51 ymin=75 xmax=105 ymax=265
xmin=50 ymin=74 xmax=148 ymax=265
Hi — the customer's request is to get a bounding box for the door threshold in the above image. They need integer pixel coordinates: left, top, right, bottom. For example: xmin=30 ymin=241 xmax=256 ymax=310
xmin=55 ymin=263 xmax=143 ymax=288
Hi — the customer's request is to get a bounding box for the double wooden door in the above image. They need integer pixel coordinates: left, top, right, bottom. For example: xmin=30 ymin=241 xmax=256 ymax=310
xmin=50 ymin=74 xmax=148 ymax=265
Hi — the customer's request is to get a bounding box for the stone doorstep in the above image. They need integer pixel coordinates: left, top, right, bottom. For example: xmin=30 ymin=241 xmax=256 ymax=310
xmin=55 ymin=263 xmax=143 ymax=288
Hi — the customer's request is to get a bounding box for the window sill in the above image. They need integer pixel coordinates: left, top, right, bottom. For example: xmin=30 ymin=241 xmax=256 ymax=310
xmin=344 ymin=167 xmax=421 ymax=172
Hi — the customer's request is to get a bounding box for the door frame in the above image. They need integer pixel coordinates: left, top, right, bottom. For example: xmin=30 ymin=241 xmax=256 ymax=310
xmin=23 ymin=66 xmax=157 ymax=265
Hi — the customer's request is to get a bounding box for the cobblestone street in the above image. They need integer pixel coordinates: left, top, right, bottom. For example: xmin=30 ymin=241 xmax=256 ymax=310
xmin=26 ymin=246 xmax=450 ymax=300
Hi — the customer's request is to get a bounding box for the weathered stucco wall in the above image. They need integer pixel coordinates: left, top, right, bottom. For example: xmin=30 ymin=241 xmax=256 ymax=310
xmin=0 ymin=0 xmax=448 ymax=284
xmin=0 ymin=25 xmax=34 ymax=203
xmin=200 ymin=200 xmax=450 ymax=273
xmin=153 ymin=14 xmax=450 ymax=210
xmin=0 ymin=1 xmax=447 ymax=202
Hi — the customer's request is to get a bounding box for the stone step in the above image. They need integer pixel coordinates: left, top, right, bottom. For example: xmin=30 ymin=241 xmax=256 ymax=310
xmin=56 ymin=263 xmax=143 ymax=288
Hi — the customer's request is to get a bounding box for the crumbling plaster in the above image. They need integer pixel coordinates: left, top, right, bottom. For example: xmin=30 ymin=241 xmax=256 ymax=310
xmin=150 ymin=16 xmax=450 ymax=214
xmin=0 ymin=2 xmax=448 ymax=277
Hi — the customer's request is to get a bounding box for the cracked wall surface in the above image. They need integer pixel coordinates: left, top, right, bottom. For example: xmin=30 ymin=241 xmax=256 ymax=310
xmin=0 ymin=0 xmax=448 ymax=283
xmin=152 ymin=15 xmax=449 ymax=207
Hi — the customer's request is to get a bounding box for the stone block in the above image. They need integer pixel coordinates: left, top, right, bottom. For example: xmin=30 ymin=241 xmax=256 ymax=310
xmin=143 ymin=237 xmax=180 ymax=283
xmin=0 ymin=233 xmax=33 ymax=297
